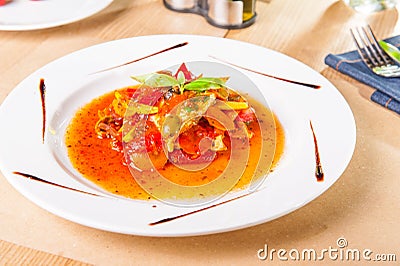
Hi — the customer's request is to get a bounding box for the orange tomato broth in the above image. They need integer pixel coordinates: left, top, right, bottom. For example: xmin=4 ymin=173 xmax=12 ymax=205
xmin=65 ymin=86 xmax=285 ymax=200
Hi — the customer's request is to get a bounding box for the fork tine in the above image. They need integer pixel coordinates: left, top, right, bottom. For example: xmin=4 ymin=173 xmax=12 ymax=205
xmin=350 ymin=28 xmax=362 ymax=51
xmin=358 ymin=27 xmax=381 ymax=67
xmin=350 ymin=25 xmax=400 ymax=78
xmin=350 ymin=28 xmax=369 ymax=63
xmin=361 ymin=26 xmax=389 ymax=66
xmin=365 ymin=25 xmax=391 ymax=65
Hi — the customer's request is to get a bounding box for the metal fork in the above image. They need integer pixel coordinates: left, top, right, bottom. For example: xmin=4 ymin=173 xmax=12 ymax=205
xmin=350 ymin=25 xmax=400 ymax=78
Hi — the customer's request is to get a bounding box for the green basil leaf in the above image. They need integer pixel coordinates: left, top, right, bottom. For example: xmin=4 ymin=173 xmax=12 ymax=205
xmin=177 ymin=71 xmax=185 ymax=84
xmin=131 ymin=73 xmax=179 ymax=88
xmin=195 ymin=77 xmax=228 ymax=84
xmin=184 ymin=80 xmax=222 ymax=91
xmin=130 ymin=73 xmax=154 ymax=84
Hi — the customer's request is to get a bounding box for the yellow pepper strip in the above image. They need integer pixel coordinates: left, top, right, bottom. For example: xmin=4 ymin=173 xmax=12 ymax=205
xmin=114 ymin=92 xmax=159 ymax=116
xmin=126 ymin=103 xmax=159 ymax=116
xmin=218 ymin=101 xmax=249 ymax=110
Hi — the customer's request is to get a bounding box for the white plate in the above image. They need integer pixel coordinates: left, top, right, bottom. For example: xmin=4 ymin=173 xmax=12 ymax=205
xmin=0 ymin=0 xmax=114 ymax=31
xmin=0 ymin=35 xmax=356 ymax=236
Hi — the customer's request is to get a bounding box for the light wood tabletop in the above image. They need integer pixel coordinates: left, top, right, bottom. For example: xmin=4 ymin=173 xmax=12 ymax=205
xmin=0 ymin=0 xmax=399 ymax=265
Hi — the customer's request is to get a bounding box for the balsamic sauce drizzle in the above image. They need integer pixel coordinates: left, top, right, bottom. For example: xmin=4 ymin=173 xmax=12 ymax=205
xmin=39 ymin=78 xmax=46 ymax=143
xmin=149 ymin=193 xmax=252 ymax=226
xmin=91 ymin=42 xmax=189 ymax=74
xmin=309 ymin=121 xmax=324 ymax=182
xmin=209 ymin=55 xmax=321 ymax=89
xmin=13 ymin=171 xmax=105 ymax=197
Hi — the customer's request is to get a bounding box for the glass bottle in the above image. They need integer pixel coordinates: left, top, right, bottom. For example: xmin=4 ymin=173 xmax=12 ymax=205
xmin=232 ymin=0 xmax=256 ymax=21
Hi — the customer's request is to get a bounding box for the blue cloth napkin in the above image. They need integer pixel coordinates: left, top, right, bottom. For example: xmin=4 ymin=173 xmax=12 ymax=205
xmin=324 ymin=35 xmax=400 ymax=115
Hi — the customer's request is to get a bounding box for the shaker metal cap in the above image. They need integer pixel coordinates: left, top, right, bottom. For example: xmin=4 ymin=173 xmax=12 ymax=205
xmin=163 ymin=0 xmax=257 ymax=29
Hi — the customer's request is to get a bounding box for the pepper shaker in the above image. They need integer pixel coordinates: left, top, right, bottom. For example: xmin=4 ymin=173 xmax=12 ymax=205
xmin=163 ymin=0 xmax=257 ymax=29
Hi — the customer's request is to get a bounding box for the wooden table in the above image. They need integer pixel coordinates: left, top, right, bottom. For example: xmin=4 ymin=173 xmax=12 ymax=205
xmin=1 ymin=0 xmax=399 ymax=264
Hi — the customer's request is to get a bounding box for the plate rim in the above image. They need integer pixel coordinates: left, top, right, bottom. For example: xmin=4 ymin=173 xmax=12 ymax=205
xmin=0 ymin=0 xmax=114 ymax=31
xmin=0 ymin=34 xmax=357 ymax=236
